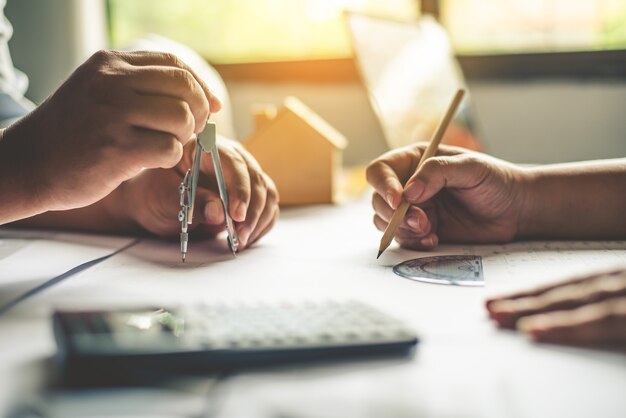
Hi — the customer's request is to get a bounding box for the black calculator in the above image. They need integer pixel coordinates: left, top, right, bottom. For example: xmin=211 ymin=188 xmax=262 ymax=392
xmin=53 ymin=301 xmax=418 ymax=387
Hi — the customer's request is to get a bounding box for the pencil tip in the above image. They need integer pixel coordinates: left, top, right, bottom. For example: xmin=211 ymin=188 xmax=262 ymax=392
xmin=376 ymin=251 xmax=383 ymax=259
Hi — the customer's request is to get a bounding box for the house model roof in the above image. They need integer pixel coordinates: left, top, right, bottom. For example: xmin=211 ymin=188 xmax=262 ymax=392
xmin=247 ymin=96 xmax=348 ymax=150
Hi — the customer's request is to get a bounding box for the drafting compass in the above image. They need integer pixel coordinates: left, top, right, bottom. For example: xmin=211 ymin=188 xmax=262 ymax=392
xmin=179 ymin=122 xmax=239 ymax=261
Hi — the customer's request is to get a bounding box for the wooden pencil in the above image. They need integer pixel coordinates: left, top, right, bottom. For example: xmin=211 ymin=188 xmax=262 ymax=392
xmin=377 ymin=88 xmax=465 ymax=259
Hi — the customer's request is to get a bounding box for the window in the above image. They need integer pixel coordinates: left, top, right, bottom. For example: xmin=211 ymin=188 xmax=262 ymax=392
xmin=440 ymin=0 xmax=626 ymax=54
xmin=107 ymin=0 xmax=419 ymax=64
xmin=107 ymin=0 xmax=626 ymax=79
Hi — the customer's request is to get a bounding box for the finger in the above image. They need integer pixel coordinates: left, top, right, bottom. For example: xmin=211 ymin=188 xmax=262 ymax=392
xmin=248 ymin=205 xmax=280 ymax=246
xmin=395 ymin=231 xmax=439 ymax=251
xmin=403 ymin=205 xmax=432 ymax=236
xmin=117 ymin=50 xmax=222 ymax=113
xmin=236 ymin=171 xmax=267 ymax=249
xmin=124 ymin=168 xmax=182 ymax=237
xmin=193 ymin=188 xmax=225 ymax=226
xmin=125 ymin=66 xmax=210 ymax=134
xmin=489 ymin=274 xmax=626 ymax=329
xmin=247 ymin=175 xmax=279 ymax=246
xmin=391 ymin=204 xmax=436 ymax=249
xmin=374 ymin=211 xmax=429 ymax=239
xmin=403 ymin=154 xmax=489 ymax=204
xmin=418 ymin=232 xmax=439 ymax=248
xmin=373 ymin=214 xmax=388 ymax=232
xmin=125 ymin=95 xmax=195 ymax=145
xmin=374 ymin=212 xmax=437 ymax=250
xmin=246 ymin=206 xmax=279 ymax=249
xmin=248 ymin=200 xmax=280 ymax=247
xmin=372 ymin=193 xmax=394 ymax=223
xmin=189 ymin=223 xmax=224 ymax=240
xmin=486 ymin=268 xmax=626 ymax=312
xmin=234 ymin=151 xmax=278 ymax=248
xmin=196 ymin=145 xmax=252 ymax=222
xmin=127 ymin=128 xmax=184 ymax=170
xmin=366 ymin=159 xmax=406 ymax=209
xmin=487 ymin=269 xmax=626 ymax=327
xmin=422 ymin=203 xmax=439 ymax=238
xmin=211 ymin=145 xmax=251 ymax=223
xmin=517 ymin=297 xmax=626 ymax=345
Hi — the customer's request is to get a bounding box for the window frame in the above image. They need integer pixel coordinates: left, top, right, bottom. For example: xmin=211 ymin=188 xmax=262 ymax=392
xmin=213 ymin=49 xmax=626 ymax=83
xmin=456 ymin=49 xmax=626 ymax=80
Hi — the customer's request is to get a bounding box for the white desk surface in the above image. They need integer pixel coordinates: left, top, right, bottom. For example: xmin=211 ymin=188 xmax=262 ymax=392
xmin=1 ymin=195 xmax=625 ymax=418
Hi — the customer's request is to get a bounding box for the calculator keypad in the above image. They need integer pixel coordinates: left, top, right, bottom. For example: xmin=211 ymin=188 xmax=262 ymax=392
xmin=185 ymin=301 xmax=415 ymax=350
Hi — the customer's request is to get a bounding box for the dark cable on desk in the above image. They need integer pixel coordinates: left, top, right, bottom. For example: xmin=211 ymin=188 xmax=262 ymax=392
xmin=0 ymin=239 xmax=139 ymax=316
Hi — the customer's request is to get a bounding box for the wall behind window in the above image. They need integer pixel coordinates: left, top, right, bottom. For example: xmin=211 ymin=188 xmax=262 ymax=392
xmin=467 ymin=79 xmax=626 ymax=164
xmin=226 ymin=77 xmax=626 ymax=166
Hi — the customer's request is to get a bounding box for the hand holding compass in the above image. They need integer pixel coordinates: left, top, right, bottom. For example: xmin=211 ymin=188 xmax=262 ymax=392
xmin=179 ymin=122 xmax=239 ymax=261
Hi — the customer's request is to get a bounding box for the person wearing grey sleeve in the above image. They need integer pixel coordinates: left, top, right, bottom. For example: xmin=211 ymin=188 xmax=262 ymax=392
xmin=0 ymin=0 xmax=34 ymax=127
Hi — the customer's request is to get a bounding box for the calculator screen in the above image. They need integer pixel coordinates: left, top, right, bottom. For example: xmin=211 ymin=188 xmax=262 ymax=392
xmin=106 ymin=308 xmax=186 ymax=337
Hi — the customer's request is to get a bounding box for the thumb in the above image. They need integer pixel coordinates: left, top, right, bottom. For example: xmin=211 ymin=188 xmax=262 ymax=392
xmin=403 ymin=154 xmax=488 ymax=204
xmin=192 ymin=187 xmax=225 ymax=227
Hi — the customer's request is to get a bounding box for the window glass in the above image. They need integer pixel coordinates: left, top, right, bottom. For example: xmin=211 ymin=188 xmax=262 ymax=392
xmin=108 ymin=0 xmax=419 ymax=63
xmin=441 ymin=0 xmax=626 ymax=54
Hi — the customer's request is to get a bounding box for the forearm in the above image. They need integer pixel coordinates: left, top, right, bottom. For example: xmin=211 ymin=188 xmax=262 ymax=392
xmin=0 ymin=127 xmax=48 ymax=224
xmin=10 ymin=186 xmax=141 ymax=234
xmin=518 ymin=158 xmax=626 ymax=239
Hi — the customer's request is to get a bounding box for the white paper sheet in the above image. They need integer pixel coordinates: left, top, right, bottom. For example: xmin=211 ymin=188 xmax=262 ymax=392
xmin=1 ymin=197 xmax=625 ymax=418
xmin=0 ymin=228 xmax=136 ymax=309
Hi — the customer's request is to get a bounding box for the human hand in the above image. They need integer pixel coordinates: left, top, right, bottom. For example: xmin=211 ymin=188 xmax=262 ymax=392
xmin=486 ymin=268 xmax=626 ymax=348
xmin=366 ymin=144 xmax=528 ymax=250
xmin=117 ymin=136 xmax=279 ymax=249
xmin=0 ymin=50 xmax=220 ymax=214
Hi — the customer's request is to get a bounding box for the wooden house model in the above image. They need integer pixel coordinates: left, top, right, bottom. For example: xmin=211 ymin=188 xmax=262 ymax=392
xmin=244 ymin=96 xmax=347 ymax=205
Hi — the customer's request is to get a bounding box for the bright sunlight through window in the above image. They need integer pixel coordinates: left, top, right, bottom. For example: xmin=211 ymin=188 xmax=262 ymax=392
xmin=108 ymin=0 xmax=626 ymax=63
xmin=441 ymin=0 xmax=626 ymax=54
xmin=108 ymin=0 xmax=419 ymax=63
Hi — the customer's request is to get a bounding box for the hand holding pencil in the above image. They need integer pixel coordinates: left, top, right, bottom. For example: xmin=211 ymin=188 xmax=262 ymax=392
xmin=367 ymin=87 xmax=539 ymax=254
xmin=375 ymin=89 xmax=465 ymax=258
